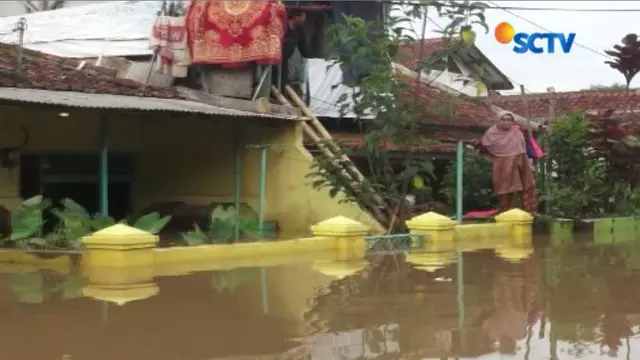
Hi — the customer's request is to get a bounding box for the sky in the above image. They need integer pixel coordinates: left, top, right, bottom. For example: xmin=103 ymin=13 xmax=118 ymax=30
xmin=422 ymin=1 xmax=640 ymax=94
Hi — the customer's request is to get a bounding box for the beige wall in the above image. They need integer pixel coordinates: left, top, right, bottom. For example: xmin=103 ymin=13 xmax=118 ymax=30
xmin=0 ymin=104 xmax=381 ymax=236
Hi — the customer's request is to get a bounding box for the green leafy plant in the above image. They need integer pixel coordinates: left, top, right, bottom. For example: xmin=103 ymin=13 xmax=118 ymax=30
xmin=48 ymin=198 xmax=171 ymax=249
xmin=305 ymin=1 xmax=491 ymax=232
xmin=443 ymin=151 xmax=495 ymax=211
xmin=10 ymin=271 xmax=83 ymax=304
xmin=181 ymin=205 xmax=266 ymax=246
xmin=2 ymin=195 xmax=50 ymax=246
xmin=545 ymin=111 xmax=640 ymax=218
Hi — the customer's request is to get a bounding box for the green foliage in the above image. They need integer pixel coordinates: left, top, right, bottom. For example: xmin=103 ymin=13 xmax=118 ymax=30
xmin=5 ymin=195 xmax=50 ymax=243
xmin=10 ymin=272 xmax=83 ymax=304
xmin=546 ymin=112 xmax=640 ymax=218
xmin=443 ymin=151 xmax=495 ymax=211
xmin=306 ymin=1 xmax=490 ymax=232
xmin=181 ymin=205 xmax=266 ymax=246
xmin=47 ymin=198 xmax=171 ymax=250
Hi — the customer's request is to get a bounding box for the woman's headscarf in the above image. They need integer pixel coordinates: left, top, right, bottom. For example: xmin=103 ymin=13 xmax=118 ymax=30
xmin=481 ymin=112 xmax=526 ymax=157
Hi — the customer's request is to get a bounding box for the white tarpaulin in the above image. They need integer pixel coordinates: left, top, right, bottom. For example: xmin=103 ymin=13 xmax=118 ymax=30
xmin=0 ymin=1 xmax=161 ymax=58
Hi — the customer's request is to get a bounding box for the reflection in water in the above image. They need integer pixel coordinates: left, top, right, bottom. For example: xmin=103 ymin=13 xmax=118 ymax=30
xmin=3 ymin=241 xmax=640 ymax=358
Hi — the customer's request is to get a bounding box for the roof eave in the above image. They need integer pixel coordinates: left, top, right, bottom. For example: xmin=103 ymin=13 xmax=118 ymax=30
xmin=454 ymin=45 xmax=514 ymax=91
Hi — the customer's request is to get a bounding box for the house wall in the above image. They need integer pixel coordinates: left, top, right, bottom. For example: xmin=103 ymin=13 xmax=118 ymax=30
xmin=0 ymin=104 xmax=381 ymax=236
xmin=423 ymin=56 xmax=489 ymax=97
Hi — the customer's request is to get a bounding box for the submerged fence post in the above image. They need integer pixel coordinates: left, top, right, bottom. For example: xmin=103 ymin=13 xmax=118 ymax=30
xmin=406 ymin=212 xmax=456 ymax=243
xmin=495 ymin=208 xmax=534 ymax=240
xmin=455 ymin=140 xmax=464 ymax=223
xmin=311 ymin=216 xmax=370 ymax=260
xmin=81 ymin=224 xmax=159 ymax=306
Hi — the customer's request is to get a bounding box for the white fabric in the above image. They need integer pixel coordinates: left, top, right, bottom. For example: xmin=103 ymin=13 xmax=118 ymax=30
xmin=149 ymin=14 xmax=190 ymax=78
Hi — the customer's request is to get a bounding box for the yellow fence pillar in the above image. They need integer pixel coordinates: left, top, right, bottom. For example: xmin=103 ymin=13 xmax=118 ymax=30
xmin=406 ymin=212 xmax=456 ymax=242
xmin=81 ymin=224 xmax=159 ymax=305
xmin=495 ymin=208 xmax=534 ymax=240
xmin=310 ymin=216 xmax=370 ymax=259
xmin=82 ymin=224 xmax=159 ymax=268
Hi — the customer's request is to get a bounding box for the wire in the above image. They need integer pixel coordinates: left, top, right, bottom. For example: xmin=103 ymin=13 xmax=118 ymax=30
xmin=486 ymin=0 xmax=611 ymax=59
xmin=389 ymin=1 xmax=640 ymax=13
xmin=425 ymin=16 xmax=535 ymax=94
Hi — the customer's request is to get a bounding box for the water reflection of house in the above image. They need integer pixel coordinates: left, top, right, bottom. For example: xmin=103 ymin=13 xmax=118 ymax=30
xmin=304 ymin=255 xmax=501 ymax=358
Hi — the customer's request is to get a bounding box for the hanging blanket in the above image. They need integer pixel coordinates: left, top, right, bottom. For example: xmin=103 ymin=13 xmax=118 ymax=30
xmin=186 ymin=0 xmax=286 ymax=66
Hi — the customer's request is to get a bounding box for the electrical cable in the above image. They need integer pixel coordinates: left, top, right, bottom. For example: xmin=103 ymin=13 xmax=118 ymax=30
xmin=388 ymin=1 xmax=640 ymax=13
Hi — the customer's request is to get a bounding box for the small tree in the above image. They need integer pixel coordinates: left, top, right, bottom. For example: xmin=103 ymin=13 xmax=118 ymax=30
xmin=605 ymin=34 xmax=640 ymax=91
xmin=306 ymin=1 xmax=490 ymax=232
xmin=22 ymin=0 xmax=65 ymax=13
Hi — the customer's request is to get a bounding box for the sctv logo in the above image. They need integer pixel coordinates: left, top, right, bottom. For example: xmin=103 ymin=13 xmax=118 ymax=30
xmin=495 ymin=22 xmax=576 ymax=54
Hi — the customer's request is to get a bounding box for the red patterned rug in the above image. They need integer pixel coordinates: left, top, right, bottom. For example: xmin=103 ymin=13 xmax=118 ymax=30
xmin=186 ymin=0 xmax=286 ymax=66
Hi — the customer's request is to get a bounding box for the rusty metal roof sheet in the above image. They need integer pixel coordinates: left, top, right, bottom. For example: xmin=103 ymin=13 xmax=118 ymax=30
xmin=0 ymin=87 xmax=305 ymax=121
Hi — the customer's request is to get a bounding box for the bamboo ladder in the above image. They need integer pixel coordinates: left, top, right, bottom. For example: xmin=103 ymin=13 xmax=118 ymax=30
xmin=271 ymin=85 xmax=389 ymax=224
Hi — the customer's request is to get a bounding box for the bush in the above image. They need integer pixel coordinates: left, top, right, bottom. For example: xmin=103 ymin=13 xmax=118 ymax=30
xmin=546 ymin=111 xmax=640 ymax=218
xmin=443 ymin=151 xmax=496 ymax=212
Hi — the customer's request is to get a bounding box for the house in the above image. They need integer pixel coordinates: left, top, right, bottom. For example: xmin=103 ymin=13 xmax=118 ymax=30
xmin=0 ymin=42 xmax=382 ymax=236
xmin=488 ymin=88 xmax=640 ymax=122
xmin=396 ymin=38 xmax=515 ymax=97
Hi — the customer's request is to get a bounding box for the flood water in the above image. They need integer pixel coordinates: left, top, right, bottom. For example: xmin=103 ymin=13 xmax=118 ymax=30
xmin=4 ymin=239 xmax=640 ymax=359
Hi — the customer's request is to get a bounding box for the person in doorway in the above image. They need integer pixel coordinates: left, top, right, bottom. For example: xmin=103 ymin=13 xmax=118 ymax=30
xmin=477 ymin=112 xmax=538 ymax=213
xmin=272 ymin=8 xmax=310 ymax=91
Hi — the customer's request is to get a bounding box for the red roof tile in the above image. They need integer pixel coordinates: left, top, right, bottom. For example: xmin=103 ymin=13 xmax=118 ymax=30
xmin=307 ymin=130 xmax=480 ymax=154
xmin=396 ymin=38 xmax=447 ymax=70
xmin=0 ymin=42 xmax=183 ymax=99
xmin=490 ymin=89 xmax=640 ymax=121
xmin=401 ymin=76 xmax=497 ymax=127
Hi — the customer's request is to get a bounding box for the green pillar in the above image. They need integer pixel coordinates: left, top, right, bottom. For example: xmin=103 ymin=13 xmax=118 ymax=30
xmin=234 ymin=129 xmax=243 ymax=241
xmin=258 ymin=146 xmax=268 ymax=238
xmin=455 ymin=141 xmax=464 ymax=223
xmin=99 ymin=116 xmax=109 ymax=216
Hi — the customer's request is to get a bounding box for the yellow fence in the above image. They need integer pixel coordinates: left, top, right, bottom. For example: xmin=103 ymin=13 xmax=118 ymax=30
xmin=0 ymin=208 xmax=534 ymax=305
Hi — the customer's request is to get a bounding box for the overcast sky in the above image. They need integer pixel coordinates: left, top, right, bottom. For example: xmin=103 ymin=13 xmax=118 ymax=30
xmin=424 ymin=1 xmax=639 ymax=94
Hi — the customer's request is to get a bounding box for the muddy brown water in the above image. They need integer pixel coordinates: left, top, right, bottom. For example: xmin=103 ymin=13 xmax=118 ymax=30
xmin=3 ymin=238 xmax=640 ymax=359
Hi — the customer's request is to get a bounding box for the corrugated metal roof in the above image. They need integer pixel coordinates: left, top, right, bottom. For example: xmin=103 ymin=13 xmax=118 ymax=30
xmin=0 ymin=88 xmax=305 ymax=121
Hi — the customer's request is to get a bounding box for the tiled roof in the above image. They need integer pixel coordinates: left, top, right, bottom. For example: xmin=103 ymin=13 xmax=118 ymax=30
xmin=401 ymin=76 xmax=497 ymax=127
xmin=490 ymin=89 xmax=640 ymax=121
xmin=309 ymin=58 xmax=497 ymax=127
xmin=0 ymin=42 xmax=182 ymax=99
xmin=396 ymin=38 xmax=447 ymax=71
xmin=307 ymin=130 xmax=480 ymax=154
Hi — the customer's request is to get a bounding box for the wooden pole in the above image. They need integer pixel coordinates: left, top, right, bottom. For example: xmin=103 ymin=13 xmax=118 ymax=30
xmin=520 ymin=84 xmax=532 ymax=137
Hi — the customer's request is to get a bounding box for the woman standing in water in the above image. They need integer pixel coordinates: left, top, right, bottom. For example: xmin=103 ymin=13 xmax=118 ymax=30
xmin=478 ymin=112 xmax=537 ymax=214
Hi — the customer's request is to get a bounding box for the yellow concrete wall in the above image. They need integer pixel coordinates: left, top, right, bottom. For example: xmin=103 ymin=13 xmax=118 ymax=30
xmin=0 ymin=105 xmax=381 ymax=235
xmin=244 ymin=122 xmax=384 ymax=235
